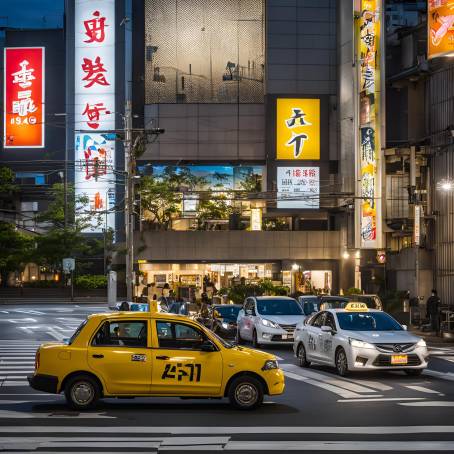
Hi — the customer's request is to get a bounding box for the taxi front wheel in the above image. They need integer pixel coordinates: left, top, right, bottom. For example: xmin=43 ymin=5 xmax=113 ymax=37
xmin=228 ymin=376 xmax=264 ymax=410
xmin=64 ymin=374 xmax=101 ymax=410
xmin=297 ymin=344 xmax=311 ymax=368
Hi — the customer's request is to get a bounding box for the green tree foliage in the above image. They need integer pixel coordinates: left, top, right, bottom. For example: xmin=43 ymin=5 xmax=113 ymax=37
xmin=0 ymin=222 xmax=34 ymax=286
xmin=0 ymin=166 xmax=17 ymax=194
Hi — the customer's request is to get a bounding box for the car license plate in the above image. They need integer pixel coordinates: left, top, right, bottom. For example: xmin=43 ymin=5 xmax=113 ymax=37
xmin=391 ymin=355 xmax=408 ymax=365
xmin=282 ymin=333 xmax=293 ymax=340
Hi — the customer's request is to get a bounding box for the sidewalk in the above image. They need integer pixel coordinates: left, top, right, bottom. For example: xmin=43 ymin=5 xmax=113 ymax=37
xmin=410 ymin=327 xmax=454 ymax=344
xmin=0 ymin=297 xmax=110 ymax=304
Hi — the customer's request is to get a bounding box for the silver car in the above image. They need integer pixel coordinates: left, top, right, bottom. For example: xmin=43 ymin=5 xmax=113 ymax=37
xmin=293 ymin=304 xmax=429 ymax=376
xmin=237 ymin=296 xmax=305 ymax=347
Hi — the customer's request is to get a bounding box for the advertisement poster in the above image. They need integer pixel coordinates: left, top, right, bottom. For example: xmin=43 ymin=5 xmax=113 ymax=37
xmin=277 ymin=167 xmax=320 ymax=209
xmin=74 ymin=0 xmax=116 ymax=232
xmin=357 ymin=0 xmax=383 ymax=249
xmin=428 ymin=0 xmax=454 ymax=59
xmin=4 ymin=47 xmax=45 ymax=148
xmin=276 ymin=98 xmax=320 ymax=160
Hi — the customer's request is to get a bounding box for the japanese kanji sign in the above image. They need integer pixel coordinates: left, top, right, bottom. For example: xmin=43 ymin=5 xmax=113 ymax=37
xmin=428 ymin=0 xmax=454 ymax=59
xmin=4 ymin=47 xmax=44 ymax=148
xmin=357 ymin=0 xmax=383 ymax=249
xmin=276 ymin=98 xmax=320 ymax=160
xmin=277 ymin=167 xmax=320 ymax=209
xmin=74 ymin=0 xmax=116 ymax=232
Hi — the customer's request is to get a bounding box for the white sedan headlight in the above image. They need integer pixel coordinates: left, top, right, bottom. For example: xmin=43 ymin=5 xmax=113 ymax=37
xmin=416 ymin=339 xmax=427 ymax=348
xmin=261 ymin=318 xmax=280 ymax=329
xmin=349 ymin=338 xmax=376 ymax=349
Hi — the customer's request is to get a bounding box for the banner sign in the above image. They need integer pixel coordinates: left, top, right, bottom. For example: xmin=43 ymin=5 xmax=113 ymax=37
xmin=74 ymin=0 xmax=116 ymax=232
xmin=357 ymin=0 xmax=383 ymax=249
xmin=277 ymin=167 xmax=320 ymax=209
xmin=276 ymin=98 xmax=320 ymax=160
xmin=3 ymin=47 xmax=45 ymax=148
xmin=428 ymin=0 xmax=454 ymax=59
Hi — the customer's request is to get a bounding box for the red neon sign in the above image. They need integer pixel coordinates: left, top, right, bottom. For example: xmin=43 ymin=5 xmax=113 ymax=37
xmin=4 ymin=47 xmax=45 ymax=148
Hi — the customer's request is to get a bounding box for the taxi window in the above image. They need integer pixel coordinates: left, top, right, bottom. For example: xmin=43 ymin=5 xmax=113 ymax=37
xmin=311 ymin=312 xmax=325 ymax=328
xmin=336 ymin=312 xmax=403 ymax=331
xmin=157 ymin=321 xmax=206 ymax=350
xmin=324 ymin=313 xmax=336 ymax=330
xmin=92 ymin=321 xmax=148 ymax=347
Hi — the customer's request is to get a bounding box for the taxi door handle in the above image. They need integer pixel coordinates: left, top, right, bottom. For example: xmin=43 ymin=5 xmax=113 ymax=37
xmin=156 ymin=355 xmax=169 ymax=360
xmin=92 ymin=354 xmax=104 ymax=359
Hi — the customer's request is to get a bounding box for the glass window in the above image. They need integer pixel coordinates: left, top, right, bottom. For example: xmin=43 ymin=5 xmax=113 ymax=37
xmin=92 ymin=321 xmax=148 ymax=347
xmin=214 ymin=305 xmax=241 ymax=320
xmin=336 ymin=312 xmax=403 ymax=331
xmin=68 ymin=319 xmax=88 ymax=345
xmin=311 ymin=312 xmax=325 ymax=328
xmin=157 ymin=321 xmax=207 ymax=350
xmin=324 ymin=313 xmax=336 ymax=330
xmin=256 ymin=298 xmax=302 ymax=316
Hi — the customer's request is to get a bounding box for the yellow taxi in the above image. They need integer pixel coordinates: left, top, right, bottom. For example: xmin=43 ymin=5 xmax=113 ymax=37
xmin=28 ymin=311 xmax=284 ymax=410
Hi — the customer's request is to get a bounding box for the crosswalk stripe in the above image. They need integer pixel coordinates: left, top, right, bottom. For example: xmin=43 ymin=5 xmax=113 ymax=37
xmin=405 ymin=385 xmax=444 ymax=395
xmin=399 ymin=401 xmax=454 ymax=407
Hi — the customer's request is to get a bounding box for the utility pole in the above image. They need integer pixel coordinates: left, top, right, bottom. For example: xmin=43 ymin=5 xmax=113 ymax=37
xmin=124 ymin=100 xmax=134 ymax=301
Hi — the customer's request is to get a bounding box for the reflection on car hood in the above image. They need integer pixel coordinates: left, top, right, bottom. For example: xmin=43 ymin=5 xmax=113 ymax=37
xmin=343 ymin=330 xmax=421 ymax=344
xmin=258 ymin=314 xmax=305 ymax=325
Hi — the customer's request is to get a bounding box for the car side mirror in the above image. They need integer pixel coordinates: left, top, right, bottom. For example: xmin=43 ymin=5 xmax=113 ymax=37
xmin=321 ymin=325 xmax=333 ymax=333
xmin=245 ymin=309 xmax=253 ymax=316
xmin=402 ymin=324 xmax=408 ymax=331
xmin=200 ymin=341 xmax=216 ymax=352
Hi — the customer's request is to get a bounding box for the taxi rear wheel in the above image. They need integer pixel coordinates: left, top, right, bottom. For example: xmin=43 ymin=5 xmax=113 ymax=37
xmin=297 ymin=343 xmax=311 ymax=367
xmin=228 ymin=376 xmax=264 ymax=410
xmin=65 ymin=375 xmax=100 ymax=410
xmin=335 ymin=348 xmax=349 ymax=376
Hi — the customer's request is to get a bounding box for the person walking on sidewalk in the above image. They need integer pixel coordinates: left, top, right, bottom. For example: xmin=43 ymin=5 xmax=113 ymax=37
xmin=426 ymin=289 xmax=441 ymax=334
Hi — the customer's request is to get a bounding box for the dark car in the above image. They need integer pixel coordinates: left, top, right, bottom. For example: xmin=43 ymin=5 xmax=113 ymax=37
xmin=347 ymin=294 xmax=383 ymax=310
xmin=297 ymin=295 xmax=350 ymax=315
xmin=211 ymin=304 xmax=242 ymax=338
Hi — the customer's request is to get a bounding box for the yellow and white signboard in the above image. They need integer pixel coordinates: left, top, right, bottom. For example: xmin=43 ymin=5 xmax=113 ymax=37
xmin=276 ymin=98 xmax=320 ymax=160
xmin=428 ymin=0 xmax=454 ymax=59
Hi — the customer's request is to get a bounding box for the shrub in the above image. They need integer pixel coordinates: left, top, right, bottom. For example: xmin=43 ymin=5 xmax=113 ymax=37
xmin=74 ymin=274 xmax=107 ymax=289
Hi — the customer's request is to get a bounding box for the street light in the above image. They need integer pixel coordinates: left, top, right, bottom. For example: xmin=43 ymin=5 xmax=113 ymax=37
xmin=436 ymin=178 xmax=454 ymax=192
xmin=342 ymin=251 xmax=350 ymax=260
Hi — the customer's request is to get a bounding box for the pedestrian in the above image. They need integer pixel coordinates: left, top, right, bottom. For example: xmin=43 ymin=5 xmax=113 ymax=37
xmin=426 ymin=289 xmax=441 ymax=333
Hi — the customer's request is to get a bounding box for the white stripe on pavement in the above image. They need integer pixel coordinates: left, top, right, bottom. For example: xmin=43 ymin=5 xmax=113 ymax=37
xmin=404 ymin=385 xmax=444 ymax=395
xmin=337 ymin=397 xmax=426 ymax=403
xmin=399 ymin=401 xmax=454 ymax=407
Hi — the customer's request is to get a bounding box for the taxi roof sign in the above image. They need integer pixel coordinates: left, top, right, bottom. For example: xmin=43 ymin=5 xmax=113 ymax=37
xmin=345 ymin=302 xmax=369 ymax=312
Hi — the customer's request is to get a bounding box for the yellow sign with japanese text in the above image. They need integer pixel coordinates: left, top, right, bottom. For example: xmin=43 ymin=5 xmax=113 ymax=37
xmin=276 ymin=98 xmax=320 ymax=160
xmin=428 ymin=0 xmax=454 ymax=59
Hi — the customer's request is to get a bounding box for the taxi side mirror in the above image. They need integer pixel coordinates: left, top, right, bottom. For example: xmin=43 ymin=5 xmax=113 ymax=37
xmin=200 ymin=341 xmax=216 ymax=352
xmin=321 ymin=325 xmax=336 ymax=335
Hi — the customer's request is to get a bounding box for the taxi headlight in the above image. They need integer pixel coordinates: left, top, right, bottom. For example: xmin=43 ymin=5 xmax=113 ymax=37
xmin=416 ymin=339 xmax=427 ymax=348
xmin=349 ymin=338 xmax=375 ymax=349
xmin=221 ymin=322 xmax=230 ymax=329
xmin=262 ymin=359 xmax=279 ymax=371
xmin=261 ymin=318 xmax=280 ymax=329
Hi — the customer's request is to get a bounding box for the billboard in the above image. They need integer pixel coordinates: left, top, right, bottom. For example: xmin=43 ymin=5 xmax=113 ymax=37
xmin=356 ymin=0 xmax=383 ymax=249
xmin=276 ymin=98 xmax=320 ymax=160
xmin=428 ymin=0 xmax=454 ymax=59
xmin=74 ymin=0 xmax=116 ymax=232
xmin=3 ymin=47 xmax=45 ymax=148
xmin=277 ymin=167 xmax=320 ymax=209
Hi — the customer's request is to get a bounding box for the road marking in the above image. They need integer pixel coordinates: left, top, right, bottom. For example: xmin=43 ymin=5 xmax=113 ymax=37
xmin=0 ymin=410 xmax=115 ymax=418
xmin=1 ymin=426 xmax=454 ymax=434
xmin=399 ymin=401 xmax=454 ymax=407
xmin=405 ymin=385 xmax=444 ymax=395
xmin=338 ymin=397 xmax=426 ymax=403
xmin=423 ymin=369 xmax=454 ymax=382
xmin=0 ymin=381 xmax=30 ymax=386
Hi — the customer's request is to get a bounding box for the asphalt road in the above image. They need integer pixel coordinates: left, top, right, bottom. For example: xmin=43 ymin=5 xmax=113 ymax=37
xmin=0 ymin=304 xmax=454 ymax=453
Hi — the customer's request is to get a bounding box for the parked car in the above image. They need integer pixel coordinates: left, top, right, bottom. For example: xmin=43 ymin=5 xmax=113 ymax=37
xmin=237 ymin=296 xmax=304 ymax=347
xmin=297 ymin=295 xmax=350 ymax=315
xmin=347 ymin=294 xmax=383 ymax=310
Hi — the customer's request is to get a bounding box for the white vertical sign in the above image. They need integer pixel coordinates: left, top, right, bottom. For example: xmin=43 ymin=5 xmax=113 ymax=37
xmin=277 ymin=167 xmax=320 ymax=209
xmin=414 ymin=205 xmax=421 ymax=246
xmin=75 ymin=0 xmax=116 ymax=232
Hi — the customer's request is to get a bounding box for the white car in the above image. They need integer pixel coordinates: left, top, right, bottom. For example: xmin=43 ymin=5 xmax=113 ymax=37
xmin=237 ymin=296 xmax=305 ymax=347
xmin=293 ymin=302 xmax=429 ymax=376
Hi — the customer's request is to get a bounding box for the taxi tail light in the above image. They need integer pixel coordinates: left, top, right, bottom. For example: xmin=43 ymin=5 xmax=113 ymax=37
xmin=34 ymin=349 xmax=40 ymax=371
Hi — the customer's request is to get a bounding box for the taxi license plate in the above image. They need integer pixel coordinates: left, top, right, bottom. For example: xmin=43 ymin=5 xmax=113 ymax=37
xmin=391 ymin=355 xmax=408 ymax=365
xmin=282 ymin=333 xmax=293 ymax=340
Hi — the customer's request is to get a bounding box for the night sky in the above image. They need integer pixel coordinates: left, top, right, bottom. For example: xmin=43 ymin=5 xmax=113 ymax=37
xmin=0 ymin=0 xmax=64 ymax=29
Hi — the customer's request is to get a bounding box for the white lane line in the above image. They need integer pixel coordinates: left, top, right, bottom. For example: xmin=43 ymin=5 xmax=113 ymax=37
xmin=223 ymin=441 xmax=454 ymax=451
xmin=338 ymin=378 xmax=393 ymax=392
xmin=282 ymin=364 xmax=379 ymax=394
xmin=405 ymin=385 xmax=444 ymax=395
xmin=399 ymin=401 xmax=454 ymax=407
xmin=0 ymin=376 xmax=29 ymax=379
xmin=0 ymin=441 xmax=162 ymax=450
xmin=0 ymin=381 xmax=30 ymax=386
xmin=0 ymin=362 xmax=34 ymax=365
xmin=284 ymin=371 xmax=380 ymax=399
xmin=338 ymin=397 xmax=426 ymax=403
xmin=1 ymin=426 xmax=454 ymax=434
xmin=0 ymin=410 xmax=115 ymax=418
xmin=424 ymin=369 xmax=454 ymax=382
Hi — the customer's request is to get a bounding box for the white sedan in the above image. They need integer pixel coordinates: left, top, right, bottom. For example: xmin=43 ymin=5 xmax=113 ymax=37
xmin=293 ymin=303 xmax=429 ymax=376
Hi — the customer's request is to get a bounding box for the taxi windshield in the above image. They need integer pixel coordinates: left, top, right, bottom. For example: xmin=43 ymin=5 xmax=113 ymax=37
xmin=257 ymin=299 xmax=302 ymax=316
xmin=337 ymin=312 xmax=403 ymax=331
